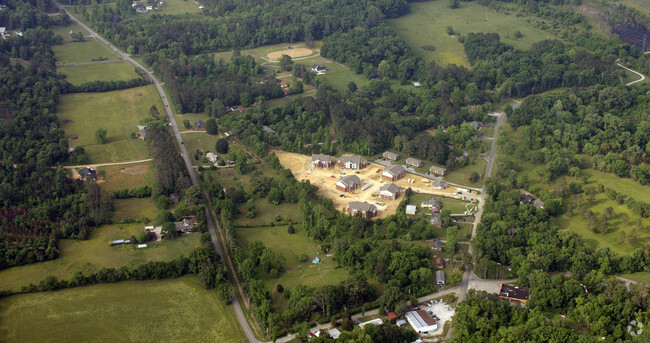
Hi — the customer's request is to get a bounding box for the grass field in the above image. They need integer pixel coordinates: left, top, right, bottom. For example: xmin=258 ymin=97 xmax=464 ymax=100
xmin=0 ymin=276 xmax=245 ymax=342
xmin=617 ymin=0 xmax=650 ymax=16
xmin=0 ymin=199 xmax=200 ymax=291
xmin=57 ymin=85 xmax=163 ymax=163
xmin=236 ymin=225 xmax=349 ymax=312
xmin=98 ymin=163 xmax=154 ymax=195
xmin=50 ymin=22 xmax=88 ymax=43
xmin=150 ymin=0 xmax=201 ymax=15
xmin=388 ymin=1 xmax=559 ymax=66
xmin=296 ymin=56 xmax=372 ymax=92
xmin=238 ymin=200 xmax=301 ymax=227
xmin=182 ymin=132 xmax=222 ymax=166
xmin=212 ymin=41 xmax=322 ymax=63
xmin=58 ymin=61 xmax=140 ymax=85
xmin=444 ymin=157 xmax=487 ymax=187
xmin=618 ymin=272 xmax=650 ymax=285
xmin=52 ymin=39 xmax=119 ymax=64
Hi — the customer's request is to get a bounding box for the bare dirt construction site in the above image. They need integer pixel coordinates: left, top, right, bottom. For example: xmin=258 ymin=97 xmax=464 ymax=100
xmin=266 ymin=48 xmax=314 ymax=61
xmin=274 ymin=151 xmax=462 ymax=219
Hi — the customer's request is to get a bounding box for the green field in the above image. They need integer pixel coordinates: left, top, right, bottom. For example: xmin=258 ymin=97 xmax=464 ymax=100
xmin=444 ymin=157 xmax=487 ymax=187
xmin=50 ymin=22 xmax=88 ymax=43
xmin=212 ymin=41 xmax=322 ymax=64
xmin=181 ymin=132 xmax=222 ymax=166
xmin=0 ymin=198 xmax=200 ymax=291
xmin=98 ymin=163 xmax=155 ymax=195
xmin=296 ymin=56 xmax=372 ymax=92
xmin=0 ymin=276 xmax=245 ymax=342
xmin=388 ymin=1 xmax=559 ymax=66
xmin=149 ymin=0 xmax=201 ymax=15
xmin=58 ymin=61 xmax=140 ymax=85
xmin=235 ymin=225 xmax=349 ymax=311
xmin=52 ymin=39 xmax=119 ymax=64
xmin=57 ymin=85 xmax=164 ymax=163
xmin=237 ymin=200 xmax=301 ymax=227
xmin=618 ymin=272 xmax=650 ymax=285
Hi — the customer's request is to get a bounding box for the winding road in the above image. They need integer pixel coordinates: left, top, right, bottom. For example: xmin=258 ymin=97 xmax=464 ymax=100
xmin=52 ymin=3 xmax=262 ymax=342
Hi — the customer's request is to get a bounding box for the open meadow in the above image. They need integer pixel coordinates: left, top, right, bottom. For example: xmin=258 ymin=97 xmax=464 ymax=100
xmin=0 ymin=276 xmax=244 ymax=342
xmin=444 ymin=157 xmax=487 ymax=187
xmin=52 ymin=39 xmax=119 ymax=64
xmin=388 ymin=1 xmax=559 ymax=66
xmin=0 ymin=198 xmax=200 ymax=291
xmin=57 ymin=85 xmax=164 ymax=163
xmin=50 ymin=22 xmax=88 ymax=43
xmin=149 ymin=0 xmax=201 ymax=15
xmin=97 ymin=162 xmax=154 ymax=194
xmin=58 ymin=61 xmax=140 ymax=85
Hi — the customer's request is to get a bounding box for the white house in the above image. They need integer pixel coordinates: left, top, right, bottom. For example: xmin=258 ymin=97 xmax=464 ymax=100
xmin=406 ymin=205 xmax=417 ymax=215
xmin=358 ymin=318 xmax=383 ymax=329
xmin=405 ymin=310 xmax=438 ymax=333
xmin=206 ymin=152 xmax=218 ymax=163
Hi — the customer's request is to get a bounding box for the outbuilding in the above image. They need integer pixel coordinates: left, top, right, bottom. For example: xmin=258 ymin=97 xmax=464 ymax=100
xmin=406 ymin=205 xmax=417 ymax=215
xmin=405 ymin=310 xmax=438 ymax=333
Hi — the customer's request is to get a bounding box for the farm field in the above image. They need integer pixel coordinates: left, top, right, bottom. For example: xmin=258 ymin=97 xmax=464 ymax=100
xmin=57 ymin=85 xmax=164 ymax=163
xmin=0 ymin=199 xmax=200 ymax=291
xmin=58 ymin=61 xmax=140 ymax=85
xmin=275 ymin=151 xmax=468 ymax=219
xmin=388 ymin=1 xmax=558 ymax=66
xmin=0 ymin=276 xmax=245 ymax=342
xmin=235 ymin=225 xmax=349 ymax=312
xmin=52 ymin=39 xmax=119 ymax=64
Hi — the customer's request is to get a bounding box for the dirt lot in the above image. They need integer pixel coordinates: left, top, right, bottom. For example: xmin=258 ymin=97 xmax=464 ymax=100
xmin=275 ymin=151 xmax=461 ymax=219
xmin=266 ymin=48 xmax=314 ymax=60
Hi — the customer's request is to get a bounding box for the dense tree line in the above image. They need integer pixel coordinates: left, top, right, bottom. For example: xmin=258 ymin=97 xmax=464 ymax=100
xmin=63 ymin=77 xmax=150 ymax=93
xmin=0 ymin=0 xmax=60 ymax=30
xmin=144 ymin=119 xmax=192 ymax=196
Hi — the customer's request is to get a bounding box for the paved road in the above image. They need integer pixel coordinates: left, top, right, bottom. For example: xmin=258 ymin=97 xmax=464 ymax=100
xmin=52 ymin=3 xmax=262 ymax=342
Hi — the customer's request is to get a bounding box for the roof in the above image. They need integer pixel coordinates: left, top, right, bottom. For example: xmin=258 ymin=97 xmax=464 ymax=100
xmin=499 ymin=284 xmax=530 ymax=301
xmin=436 ymin=270 xmax=445 ymax=283
xmin=194 ymin=120 xmax=204 ymax=127
xmin=358 ymin=318 xmax=383 ymax=328
xmin=384 ymin=165 xmax=404 ymax=176
xmin=430 ymin=212 xmax=442 ymax=226
xmin=380 ymin=183 xmax=400 ymax=194
xmin=387 ymin=312 xmax=399 ymax=319
xmin=468 ymin=121 xmax=481 ymax=129
xmin=431 ymin=238 xmax=443 ymax=249
xmin=422 ymin=198 xmax=441 ymax=208
xmin=0 ymin=27 xmax=5 ymax=34
xmin=434 ymin=180 xmax=448 ymax=188
xmin=429 ymin=165 xmax=447 ymax=173
xmin=435 ymin=256 xmax=444 ymax=266
xmin=413 ymin=82 xmax=421 ymax=87
xmin=520 ymin=194 xmax=536 ymax=204
xmin=406 ymin=157 xmax=422 ymax=165
xmin=396 ymin=319 xmax=407 ymax=326
xmin=406 ymin=205 xmax=417 ymax=213
xmin=383 ymin=151 xmax=400 ymax=159
xmin=311 ymin=154 xmax=331 ymax=163
xmin=338 ymin=174 xmax=360 ymax=187
xmin=174 ymin=217 xmax=195 ymax=230
xmin=339 ymin=155 xmax=365 ymax=165
xmin=347 ymin=201 xmax=377 ymax=213
xmin=405 ymin=310 xmax=438 ymax=331
xmin=79 ymin=167 xmax=97 ymax=181
xmin=137 ymin=125 xmax=147 ymax=139
xmin=328 ymin=328 xmax=341 ymax=339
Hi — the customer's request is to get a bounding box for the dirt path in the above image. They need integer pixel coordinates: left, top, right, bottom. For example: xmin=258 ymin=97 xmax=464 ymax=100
xmin=63 ymin=158 xmax=153 ymax=169
xmin=617 ymin=62 xmax=646 ymax=85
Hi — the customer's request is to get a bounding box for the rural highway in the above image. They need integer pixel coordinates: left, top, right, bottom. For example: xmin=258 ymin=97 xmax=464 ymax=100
xmin=52 ymin=3 xmax=262 ymax=342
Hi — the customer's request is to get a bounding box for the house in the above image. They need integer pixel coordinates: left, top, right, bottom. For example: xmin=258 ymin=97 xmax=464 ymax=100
xmin=421 ymin=198 xmax=442 ymax=212
xmin=406 ymin=157 xmax=423 ymax=168
xmin=520 ymin=192 xmax=544 ymax=208
xmin=499 ymin=284 xmax=530 ymax=303
xmin=387 ymin=312 xmax=399 ymax=320
xmin=174 ymin=216 xmax=195 ymax=233
xmin=382 ymin=165 xmax=405 ymax=181
xmin=67 ymin=145 xmax=76 ymax=153
xmin=347 ymin=201 xmax=377 ymax=218
xmin=429 ymin=165 xmax=447 ymax=176
xmin=456 ymin=151 xmax=469 ymax=163
xmin=314 ymin=328 xmax=341 ymax=339
xmin=206 ymin=152 xmax=218 ymax=163
xmin=430 ymin=212 xmax=442 ymax=228
xmin=436 ymin=270 xmax=446 ymax=285
xmin=262 ymin=125 xmax=277 ymax=135
xmin=379 ymin=183 xmax=400 ymax=200
xmin=396 ymin=319 xmax=408 ymax=327
xmin=405 ymin=310 xmax=438 ymax=333
xmin=134 ymin=4 xmax=147 ymax=13
xmin=110 ymin=239 xmax=131 ymax=246
xmin=169 ymin=193 xmax=180 ymax=203
xmin=194 ymin=120 xmax=205 ymax=130
xmin=79 ymin=167 xmax=97 ymax=181
xmin=468 ymin=121 xmax=481 ymax=130
xmin=146 ymin=5 xmax=153 ymax=10
xmin=311 ymin=154 xmax=332 ymax=168
xmin=137 ymin=244 xmax=148 ymax=249
xmin=383 ymin=151 xmax=400 ymax=161
xmin=231 ymin=105 xmax=246 ymax=113
xmin=0 ymin=5 xmax=7 ymax=11
xmin=406 ymin=205 xmax=417 ymax=215
xmin=137 ymin=125 xmax=147 ymax=140
xmin=358 ymin=318 xmax=383 ymax=329
xmin=338 ymin=155 xmax=367 ymax=170
xmin=413 ymin=82 xmax=421 ymax=87
xmin=429 ymin=238 xmax=444 ymax=252
xmin=336 ymin=175 xmax=361 ymax=192
xmin=433 ymin=180 xmax=448 ymax=190
xmin=311 ymin=64 xmax=327 ymax=73
xmin=0 ymin=27 xmax=6 ymax=39
xmin=279 ymin=81 xmax=288 ymax=88
xmin=435 ymin=257 xmax=445 ymax=269
xmin=224 ymin=131 xmax=232 ymax=137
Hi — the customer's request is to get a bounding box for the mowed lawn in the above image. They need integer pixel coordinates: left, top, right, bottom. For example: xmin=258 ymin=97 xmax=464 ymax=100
xmin=558 ymin=170 xmax=650 ymax=256
xmin=57 ymin=85 xmax=163 ymax=163
xmin=52 ymin=39 xmax=119 ymax=64
xmin=444 ymin=157 xmax=487 ymax=188
xmin=58 ymin=61 xmax=140 ymax=85
xmin=97 ymin=163 xmax=155 ymax=195
xmin=0 ymin=199 xmax=201 ymax=291
xmin=388 ymin=1 xmax=558 ymax=66
xmin=0 ymin=276 xmax=245 ymax=343
xmin=295 ymin=56 xmax=371 ymax=92
xmin=149 ymin=0 xmax=201 ymax=15
xmin=235 ymin=225 xmax=349 ymax=312
xmin=50 ymin=22 xmax=88 ymax=43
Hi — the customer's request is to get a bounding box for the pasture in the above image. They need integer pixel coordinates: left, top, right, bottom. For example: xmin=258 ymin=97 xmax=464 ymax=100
xmin=388 ymin=1 xmax=558 ymax=66
xmin=57 ymin=85 xmax=164 ymax=163
xmin=58 ymin=61 xmax=140 ymax=85
xmin=0 ymin=198 xmax=200 ymax=291
xmin=52 ymin=39 xmax=119 ymax=64
xmin=0 ymin=277 xmax=245 ymax=342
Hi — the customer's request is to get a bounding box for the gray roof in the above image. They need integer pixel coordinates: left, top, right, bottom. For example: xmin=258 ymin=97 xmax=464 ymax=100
xmin=434 ymin=180 xmax=448 ymax=188
xmin=347 ymin=201 xmax=377 ymax=213
xmin=380 ymin=183 xmax=400 ymax=194
xmin=429 ymin=165 xmax=447 ymax=173
xmin=174 ymin=217 xmax=194 ymax=230
xmin=338 ymin=174 xmax=360 ymax=187
xmin=339 ymin=155 xmax=365 ymax=165
xmin=436 ymin=270 xmax=446 ymax=283
xmin=405 ymin=157 xmax=422 ymax=165
xmin=431 ymin=238 xmax=443 ymax=249
xmin=422 ymin=198 xmax=441 ymax=208
xmin=384 ymin=165 xmax=404 ymax=176
xmin=312 ymin=154 xmax=332 ymax=163
xmin=468 ymin=121 xmax=481 ymax=130
xmin=383 ymin=151 xmax=400 ymax=159
xmin=430 ymin=212 xmax=442 ymax=226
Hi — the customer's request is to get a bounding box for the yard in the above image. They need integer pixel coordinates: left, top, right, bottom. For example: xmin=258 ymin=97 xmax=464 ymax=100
xmin=97 ymin=163 xmax=154 ymax=195
xmin=237 ymin=200 xmax=301 ymax=227
xmin=50 ymin=22 xmax=88 ymax=43
xmin=148 ymin=0 xmax=202 ymax=15
xmin=0 ymin=198 xmax=200 ymax=291
xmin=444 ymin=157 xmax=487 ymax=188
xmin=58 ymin=61 xmax=140 ymax=85
xmin=57 ymin=85 xmax=164 ymax=163
xmin=0 ymin=276 xmax=245 ymax=342
xmin=388 ymin=1 xmax=561 ymax=66
xmin=235 ymin=225 xmax=350 ymax=312
xmin=52 ymin=39 xmax=119 ymax=64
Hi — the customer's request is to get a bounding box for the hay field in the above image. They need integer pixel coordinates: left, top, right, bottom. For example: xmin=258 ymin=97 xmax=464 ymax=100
xmin=266 ymin=47 xmax=314 ymax=60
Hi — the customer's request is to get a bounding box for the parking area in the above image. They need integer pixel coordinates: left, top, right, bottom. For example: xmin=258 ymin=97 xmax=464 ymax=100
xmin=421 ymin=299 xmax=455 ymax=334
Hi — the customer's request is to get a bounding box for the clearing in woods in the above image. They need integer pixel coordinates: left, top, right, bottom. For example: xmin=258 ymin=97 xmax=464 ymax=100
xmin=57 ymin=61 xmax=140 ymax=85
xmin=274 ymin=151 xmax=464 ymax=219
xmin=266 ymin=47 xmax=314 ymax=60
xmin=0 ymin=276 xmax=245 ymax=342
